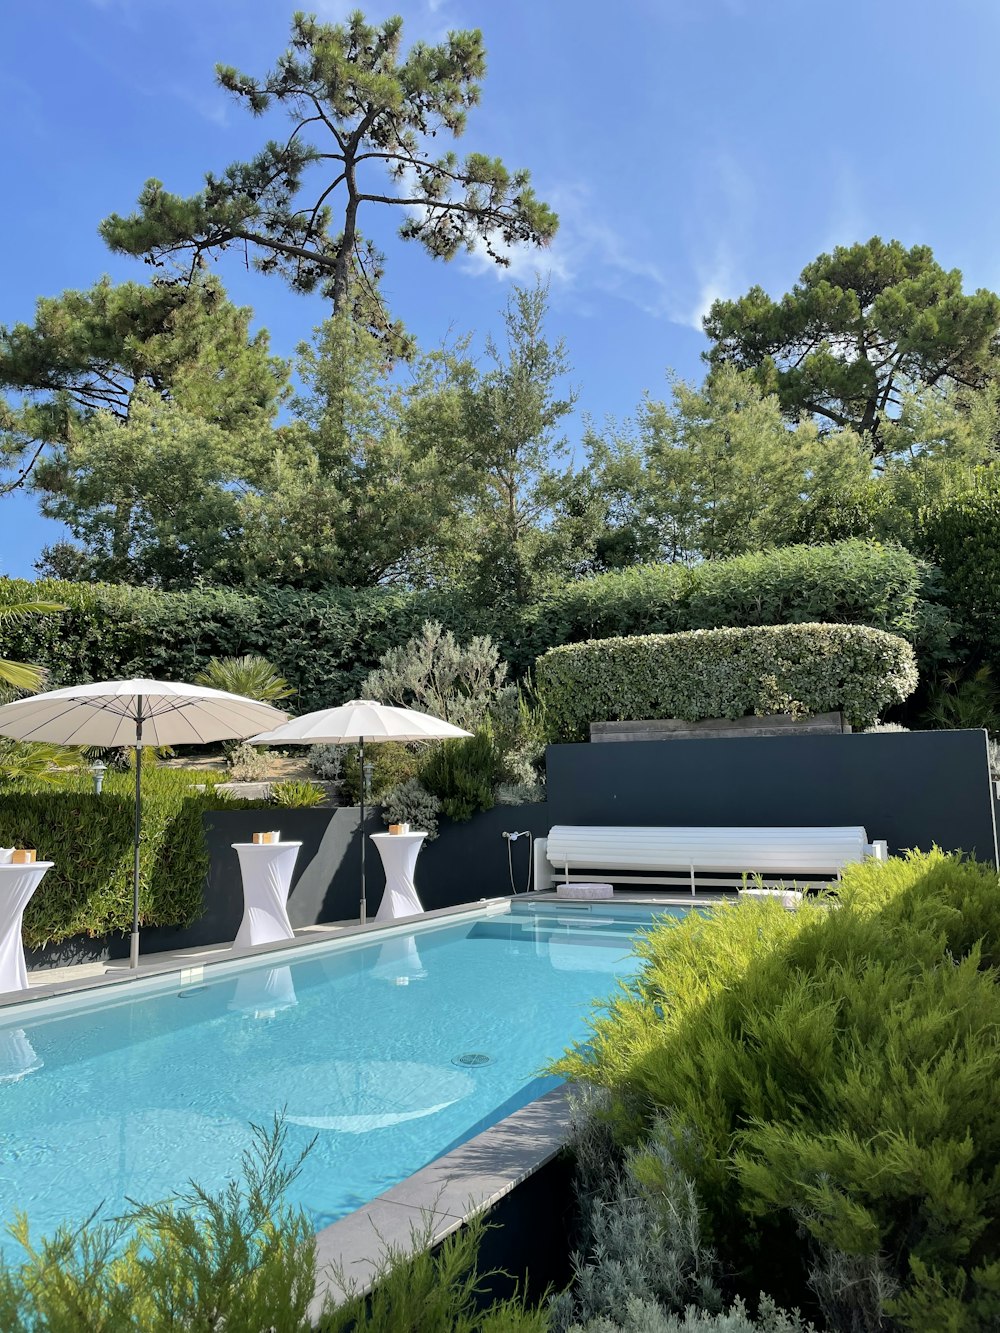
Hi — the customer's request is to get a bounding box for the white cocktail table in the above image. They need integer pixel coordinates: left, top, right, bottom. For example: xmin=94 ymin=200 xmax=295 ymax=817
xmin=0 ymin=862 xmax=53 ymax=992
xmin=231 ymin=843 xmax=302 ymax=949
xmin=371 ymin=832 xmax=427 ymax=922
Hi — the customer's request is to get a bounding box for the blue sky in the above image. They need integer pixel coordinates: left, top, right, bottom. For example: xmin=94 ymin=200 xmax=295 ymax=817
xmin=2 ymin=0 xmax=1000 ymax=577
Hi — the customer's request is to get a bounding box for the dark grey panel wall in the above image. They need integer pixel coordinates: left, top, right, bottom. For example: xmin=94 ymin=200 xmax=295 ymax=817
xmin=414 ymin=803 xmax=550 ymax=909
xmin=546 ymin=729 xmax=998 ymax=865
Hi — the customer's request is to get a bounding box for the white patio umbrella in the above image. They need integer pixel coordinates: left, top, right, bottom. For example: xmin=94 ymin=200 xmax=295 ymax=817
xmin=251 ymin=700 xmax=472 ymax=924
xmin=0 ymin=679 xmax=288 ymax=968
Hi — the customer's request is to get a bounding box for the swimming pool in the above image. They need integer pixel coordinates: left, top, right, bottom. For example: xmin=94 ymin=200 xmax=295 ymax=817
xmin=0 ymin=898 xmax=683 ymax=1254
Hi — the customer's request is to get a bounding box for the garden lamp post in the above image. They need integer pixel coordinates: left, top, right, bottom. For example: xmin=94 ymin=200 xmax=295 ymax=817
xmin=89 ymin=759 xmax=107 ymax=795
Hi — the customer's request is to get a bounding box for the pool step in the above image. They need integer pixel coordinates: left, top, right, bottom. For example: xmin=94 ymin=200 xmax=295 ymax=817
xmin=469 ymin=921 xmax=635 ymax=950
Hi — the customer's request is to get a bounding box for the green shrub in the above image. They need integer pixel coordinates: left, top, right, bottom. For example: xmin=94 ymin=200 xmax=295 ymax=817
xmin=0 ymin=542 xmax=933 ymax=711
xmin=338 ymin=741 xmax=421 ymax=804
xmin=556 ymin=851 xmax=1000 ymax=1330
xmin=420 ymin=730 xmax=505 ymax=821
xmin=517 ymin=540 xmax=925 ymax=663
xmin=535 ymin=623 xmax=918 ymax=740
xmin=361 ymin=619 xmax=511 ymax=731
xmin=0 ymin=767 xmax=268 ymax=947
xmin=271 ymin=779 xmax=325 ymax=808
xmin=192 ymin=653 xmax=294 ymax=703
xmin=380 ymin=778 xmax=442 ymax=840
xmin=307 ymin=744 xmax=344 ymax=781
xmin=226 ymin=740 xmax=270 ymax=782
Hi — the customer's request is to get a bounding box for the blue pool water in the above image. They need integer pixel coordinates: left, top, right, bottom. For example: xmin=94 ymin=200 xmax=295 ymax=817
xmin=0 ymin=899 xmax=682 ymax=1253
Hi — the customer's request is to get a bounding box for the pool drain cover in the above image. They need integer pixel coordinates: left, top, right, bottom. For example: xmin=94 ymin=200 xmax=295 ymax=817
xmin=452 ymin=1052 xmax=492 ymax=1068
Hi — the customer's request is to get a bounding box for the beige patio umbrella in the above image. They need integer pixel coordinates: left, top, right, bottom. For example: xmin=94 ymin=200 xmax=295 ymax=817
xmin=0 ymin=679 xmax=288 ymax=967
xmin=251 ymin=700 xmax=471 ymax=923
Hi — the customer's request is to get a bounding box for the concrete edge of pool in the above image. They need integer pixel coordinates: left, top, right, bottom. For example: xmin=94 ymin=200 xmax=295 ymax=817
xmin=0 ymin=897 xmax=517 ymax=1015
xmin=309 ymin=1082 xmax=574 ymax=1317
xmin=2 ymin=890 xmax=721 ymax=1017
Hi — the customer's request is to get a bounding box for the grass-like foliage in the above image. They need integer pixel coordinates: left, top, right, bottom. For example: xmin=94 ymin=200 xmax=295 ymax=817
xmin=271 ymin=779 xmax=325 ymax=808
xmin=555 ymin=851 xmax=1000 ymax=1330
xmin=0 ymin=1117 xmax=317 ymax=1332
xmin=321 ymin=1211 xmax=548 ymax=1332
xmin=0 ymin=765 xmax=269 ymax=947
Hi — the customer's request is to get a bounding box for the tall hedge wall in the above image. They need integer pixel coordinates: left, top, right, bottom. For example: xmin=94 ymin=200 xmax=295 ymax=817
xmin=535 ymin=623 xmax=919 ymax=740
xmin=0 ymin=540 xmax=929 ymax=711
xmin=0 ymin=769 xmax=267 ymax=947
xmin=919 ymin=479 xmax=1000 ymax=661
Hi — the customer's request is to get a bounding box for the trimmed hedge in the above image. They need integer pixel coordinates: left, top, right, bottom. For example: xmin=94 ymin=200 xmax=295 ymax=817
xmin=0 ymin=541 xmax=930 ymax=712
xmin=919 ymin=477 xmax=1000 ymax=659
xmin=534 ymin=623 xmax=918 ymax=740
xmin=555 ymin=850 xmax=1000 ymax=1329
xmin=0 ymin=768 xmax=267 ymax=947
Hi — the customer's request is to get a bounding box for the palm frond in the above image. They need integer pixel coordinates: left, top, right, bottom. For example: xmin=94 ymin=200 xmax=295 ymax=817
xmin=0 ymin=658 xmax=45 ymax=692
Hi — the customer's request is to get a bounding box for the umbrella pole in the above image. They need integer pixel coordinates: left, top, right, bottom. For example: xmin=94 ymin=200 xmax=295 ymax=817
xmin=359 ymin=736 xmax=367 ymax=925
xmin=130 ymin=699 xmax=143 ymax=969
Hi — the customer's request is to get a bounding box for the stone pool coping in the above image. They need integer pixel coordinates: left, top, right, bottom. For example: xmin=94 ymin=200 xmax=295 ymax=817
xmin=6 ymin=890 xmax=720 ymax=1015
xmin=309 ymin=1083 xmax=574 ymax=1317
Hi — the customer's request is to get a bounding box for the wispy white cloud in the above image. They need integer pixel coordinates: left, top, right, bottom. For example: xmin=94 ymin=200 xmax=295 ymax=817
xmin=672 ymin=149 xmax=757 ymax=330
xmin=455 ymin=180 xmax=676 ymax=317
xmin=166 ymin=82 xmax=230 ymax=128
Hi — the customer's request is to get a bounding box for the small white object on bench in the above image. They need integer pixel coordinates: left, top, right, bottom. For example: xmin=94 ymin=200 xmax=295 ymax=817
xmin=556 ymin=882 xmax=613 ymax=900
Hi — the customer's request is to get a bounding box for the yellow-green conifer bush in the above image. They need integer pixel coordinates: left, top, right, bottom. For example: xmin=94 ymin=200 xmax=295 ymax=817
xmin=556 ymin=852 xmax=1000 ymax=1329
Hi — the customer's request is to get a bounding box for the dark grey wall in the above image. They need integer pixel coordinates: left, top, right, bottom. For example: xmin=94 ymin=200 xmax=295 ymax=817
xmin=28 ymin=729 xmax=993 ymax=969
xmin=546 ymin=728 xmax=998 ymax=865
xmin=415 ymin=803 xmax=550 ymax=908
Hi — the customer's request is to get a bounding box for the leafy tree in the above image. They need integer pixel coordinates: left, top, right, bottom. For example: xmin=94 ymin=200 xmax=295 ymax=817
xmin=455 ymin=282 xmax=576 ymax=601
xmin=0 ymin=276 xmax=285 ymax=494
xmin=704 ymin=237 xmax=1000 ymax=458
xmin=33 ymin=391 xmax=271 ymax=587
xmin=787 ymin=382 xmax=1000 ymax=548
xmin=238 ymin=313 xmax=476 ymax=588
xmin=577 ymin=366 xmax=870 ymax=564
xmin=100 ymin=10 xmax=558 ymax=348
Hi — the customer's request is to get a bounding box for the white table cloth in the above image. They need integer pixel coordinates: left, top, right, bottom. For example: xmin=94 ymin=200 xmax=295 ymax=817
xmin=231 ymin=843 xmax=301 ymax=949
xmin=228 ymin=965 xmax=298 ymax=1017
xmin=371 ymin=832 xmax=427 ymax=922
xmin=0 ymin=862 xmax=52 ymax=992
xmin=0 ymin=1028 xmax=43 ymax=1082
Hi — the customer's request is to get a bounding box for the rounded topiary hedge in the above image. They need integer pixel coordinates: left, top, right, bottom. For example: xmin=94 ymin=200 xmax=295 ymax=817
xmin=534 ymin=622 xmax=919 ymax=741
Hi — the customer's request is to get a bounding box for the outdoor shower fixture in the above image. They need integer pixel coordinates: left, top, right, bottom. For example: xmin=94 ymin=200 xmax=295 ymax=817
xmin=501 ymin=829 xmax=534 ymax=895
